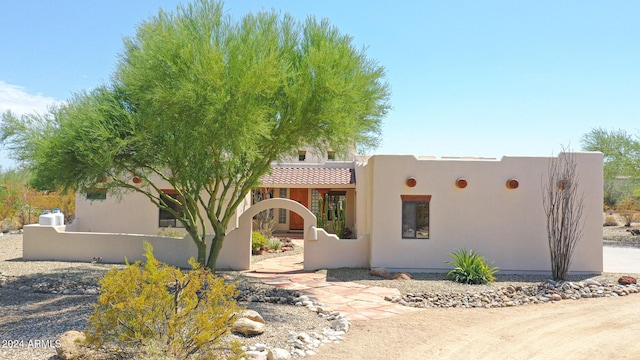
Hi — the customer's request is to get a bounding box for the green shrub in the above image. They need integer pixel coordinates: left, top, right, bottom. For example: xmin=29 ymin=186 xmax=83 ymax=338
xmin=445 ymin=249 xmax=498 ymax=285
xmin=267 ymin=238 xmax=282 ymax=251
xmin=251 ymin=231 xmax=267 ymax=253
xmin=84 ymin=242 xmax=244 ymax=359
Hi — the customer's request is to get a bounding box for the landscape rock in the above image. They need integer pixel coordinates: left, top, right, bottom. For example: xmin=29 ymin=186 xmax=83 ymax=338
xmin=389 ymin=272 xmax=412 ymax=280
xmin=233 ymin=317 xmax=266 ymax=336
xmin=549 ymin=293 xmax=562 ymax=301
xmin=370 ymin=267 xmax=390 ymax=279
xmin=240 ymin=309 xmax=266 ymax=324
xmin=331 ymin=318 xmax=350 ymax=332
xmin=386 ymin=279 xmax=640 ymax=309
xmin=267 ymin=348 xmax=292 ymax=360
xmin=618 ymin=276 xmax=637 ymax=285
xmin=56 ymin=330 xmax=86 ymax=360
xmin=245 ymin=350 xmax=268 ymax=360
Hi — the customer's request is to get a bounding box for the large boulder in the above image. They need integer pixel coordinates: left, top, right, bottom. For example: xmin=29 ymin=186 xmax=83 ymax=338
xmin=233 ymin=317 xmax=266 ymax=336
xmin=240 ymin=309 xmax=265 ymax=324
xmin=55 ymin=330 xmax=86 ymax=360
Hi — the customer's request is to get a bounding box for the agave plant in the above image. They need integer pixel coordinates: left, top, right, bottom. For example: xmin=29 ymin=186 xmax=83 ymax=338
xmin=445 ymin=249 xmax=498 ymax=285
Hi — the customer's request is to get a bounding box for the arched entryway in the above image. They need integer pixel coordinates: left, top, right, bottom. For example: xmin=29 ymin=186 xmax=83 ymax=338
xmin=221 ymin=198 xmax=316 ymax=270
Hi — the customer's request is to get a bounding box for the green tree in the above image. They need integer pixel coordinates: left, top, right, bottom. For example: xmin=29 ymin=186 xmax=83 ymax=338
xmin=580 ymin=128 xmax=640 ymax=207
xmin=1 ymin=0 xmax=390 ymax=271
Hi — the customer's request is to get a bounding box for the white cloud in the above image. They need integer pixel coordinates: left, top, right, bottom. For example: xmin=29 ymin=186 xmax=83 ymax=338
xmin=0 ymin=81 xmax=60 ymax=116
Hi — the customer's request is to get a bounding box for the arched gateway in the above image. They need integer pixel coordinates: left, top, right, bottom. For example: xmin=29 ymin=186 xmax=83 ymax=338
xmin=220 ymin=198 xmax=317 ymax=270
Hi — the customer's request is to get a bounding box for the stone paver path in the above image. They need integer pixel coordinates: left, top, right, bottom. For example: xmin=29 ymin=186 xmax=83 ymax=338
xmin=246 ymin=254 xmax=421 ymax=321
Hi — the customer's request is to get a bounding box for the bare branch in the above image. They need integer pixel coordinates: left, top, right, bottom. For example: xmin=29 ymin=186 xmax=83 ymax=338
xmin=542 ymin=149 xmax=585 ymax=280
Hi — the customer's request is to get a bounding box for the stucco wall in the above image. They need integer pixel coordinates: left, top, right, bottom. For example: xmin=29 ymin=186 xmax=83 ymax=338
xmin=72 ymin=179 xmax=251 ymax=236
xmin=23 ymin=224 xmax=247 ymax=269
xmin=358 ymin=153 xmax=603 ymax=274
xmin=304 ymin=230 xmax=370 ymax=270
xmin=25 ymin=197 xmax=371 ymax=271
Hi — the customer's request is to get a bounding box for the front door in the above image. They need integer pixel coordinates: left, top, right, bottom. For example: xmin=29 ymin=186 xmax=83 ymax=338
xmin=289 ymin=188 xmax=308 ymax=230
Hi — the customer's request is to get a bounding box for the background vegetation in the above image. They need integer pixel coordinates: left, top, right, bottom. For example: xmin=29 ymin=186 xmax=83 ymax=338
xmin=0 ymin=168 xmax=74 ymax=230
xmin=581 ymin=128 xmax=640 ymax=225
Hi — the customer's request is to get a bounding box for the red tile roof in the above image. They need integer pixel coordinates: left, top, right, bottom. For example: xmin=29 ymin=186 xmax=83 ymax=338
xmin=261 ymin=167 xmax=355 ymax=186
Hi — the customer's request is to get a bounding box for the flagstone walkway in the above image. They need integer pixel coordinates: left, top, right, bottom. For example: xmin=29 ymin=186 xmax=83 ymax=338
xmin=245 ymin=254 xmax=421 ymax=321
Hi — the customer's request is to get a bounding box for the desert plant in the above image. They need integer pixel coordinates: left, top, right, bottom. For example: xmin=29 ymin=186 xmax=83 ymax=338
xmin=331 ymin=199 xmax=347 ymax=238
xmin=603 ymin=215 xmax=618 ymax=227
xmin=617 ymin=197 xmax=640 ymax=227
xmin=267 ymin=238 xmax=282 ymax=251
xmin=251 ymin=231 xmax=267 ymax=254
xmin=252 ymin=189 xmax=278 ymax=240
xmin=315 ymin=194 xmax=329 ymax=231
xmin=84 ymin=241 xmax=244 ymax=359
xmin=445 ymin=249 xmax=498 ymax=285
xmin=543 ymin=150 xmax=585 ymax=280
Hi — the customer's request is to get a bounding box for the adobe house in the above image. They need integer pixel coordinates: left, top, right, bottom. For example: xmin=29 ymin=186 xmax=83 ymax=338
xmin=27 ymin=151 xmax=604 ymax=274
xmin=354 ymin=152 xmax=603 ymax=273
xmin=70 ymin=148 xmax=358 ymax=237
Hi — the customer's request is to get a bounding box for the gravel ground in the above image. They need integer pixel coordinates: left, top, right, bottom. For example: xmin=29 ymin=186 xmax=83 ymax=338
xmin=0 ymin=234 xmax=326 ymax=360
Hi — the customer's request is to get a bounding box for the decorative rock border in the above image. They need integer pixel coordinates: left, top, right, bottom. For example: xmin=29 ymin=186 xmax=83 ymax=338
xmin=240 ymin=295 xmax=351 ymax=359
xmin=385 ymin=278 xmax=639 ymax=309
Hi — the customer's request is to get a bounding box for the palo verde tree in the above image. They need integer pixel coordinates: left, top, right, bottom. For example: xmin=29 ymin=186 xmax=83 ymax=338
xmin=542 ymin=150 xmax=585 ymax=280
xmin=0 ymin=0 xmax=390 ymax=270
xmin=581 ymin=128 xmax=640 ymax=208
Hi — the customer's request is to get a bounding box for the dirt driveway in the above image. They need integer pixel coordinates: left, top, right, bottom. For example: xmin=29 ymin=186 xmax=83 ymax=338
xmin=312 ymin=295 xmax=640 ymax=360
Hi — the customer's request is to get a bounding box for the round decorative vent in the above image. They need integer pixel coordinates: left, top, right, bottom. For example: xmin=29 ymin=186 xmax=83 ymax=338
xmin=133 ymin=176 xmax=142 ymax=184
xmin=506 ymin=179 xmax=519 ymax=189
xmin=456 ymin=178 xmax=468 ymax=189
xmin=405 ymin=177 xmax=417 ymax=187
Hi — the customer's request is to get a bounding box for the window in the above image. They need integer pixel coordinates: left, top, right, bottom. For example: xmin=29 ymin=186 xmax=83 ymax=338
xmin=311 ymin=189 xmax=320 ymax=214
xmin=159 ymin=190 xmax=182 ymax=228
xmin=401 ymin=195 xmax=431 ymax=239
xmin=253 ymin=188 xmax=275 ymax=219
xmin=327 ymin=191 xmax=346 ymax=220
xmin=86 ymin=189 xmax=107 ymax=200
xmin=327 ymin=151 xmax=336 ymax=161
xmin=298 ymin=150 xmax=306 ymax=161
xmin=278 ymin=188 xmax=287 ymax=224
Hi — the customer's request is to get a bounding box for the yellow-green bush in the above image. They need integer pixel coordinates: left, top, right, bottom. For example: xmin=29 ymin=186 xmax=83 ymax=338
xmin=85 ymin=242 xmax=244 ymax=359
xmin=251 ymin=231 xmax=267 ymax=254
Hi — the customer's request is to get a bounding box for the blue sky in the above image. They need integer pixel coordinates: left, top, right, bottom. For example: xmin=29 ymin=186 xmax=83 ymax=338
xmin=1 ymin=1 xmax=639 ymax=169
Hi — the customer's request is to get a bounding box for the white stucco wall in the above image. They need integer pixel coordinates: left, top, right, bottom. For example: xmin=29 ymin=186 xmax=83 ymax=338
xmin=357 ymin=152 xmax=603 ymax=274
xmin=23 ymin=224 xmax=247 ymax=269
xmin=71 ymin=178 xmax=251 ymax=236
